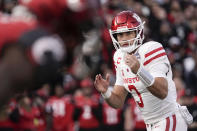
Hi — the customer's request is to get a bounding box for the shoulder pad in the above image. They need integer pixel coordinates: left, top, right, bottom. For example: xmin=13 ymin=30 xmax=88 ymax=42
xmin=139 ymin=41 xmax=168 ymax=66
xmin=141 ymin=41 xmax=163 ymax=50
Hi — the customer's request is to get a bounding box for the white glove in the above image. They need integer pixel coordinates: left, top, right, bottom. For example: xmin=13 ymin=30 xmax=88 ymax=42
xmin=178 ymin=105 xmax=193 ymax=125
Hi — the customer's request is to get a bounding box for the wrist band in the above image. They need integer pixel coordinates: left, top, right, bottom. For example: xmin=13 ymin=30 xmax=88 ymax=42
xmin=137 ymin=65 xmax=155 ymax=87
xmin=101 ymin=88 xmax=112 ymax=99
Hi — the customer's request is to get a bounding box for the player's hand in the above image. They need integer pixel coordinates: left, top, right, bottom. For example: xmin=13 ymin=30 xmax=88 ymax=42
xmin=94 ymin=74 xmax=110 ymax=93
xmin=124 ymin=53 xmax=140 ymax=74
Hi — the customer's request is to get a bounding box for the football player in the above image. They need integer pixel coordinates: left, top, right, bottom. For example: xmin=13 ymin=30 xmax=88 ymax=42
xmin=0 ymin=0 xmax=101 ymax=107
xmin=0 ymin=14 xmax=36 ymax=107
xmin=0 ymin=13 xmax=65 ymax=107
xmin=94 ymin=11 xmax=193 ymax=131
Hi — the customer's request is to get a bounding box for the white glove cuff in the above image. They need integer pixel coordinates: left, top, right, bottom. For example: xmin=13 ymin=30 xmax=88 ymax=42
xmin=101 ymin=88 xmax=112 ymax=99
xmin=137 ymin=65 xmax=155 ymax=87
xmin=178 ymin=104 xmax=193 ymax=125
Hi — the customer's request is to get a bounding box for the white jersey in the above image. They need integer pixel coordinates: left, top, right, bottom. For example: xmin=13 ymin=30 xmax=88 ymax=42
xmin=113 ymin=41 xmax=178 ymax=124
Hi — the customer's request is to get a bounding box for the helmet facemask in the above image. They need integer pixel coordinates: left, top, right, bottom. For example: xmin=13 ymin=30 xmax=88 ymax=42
xmin=109 ymin=21 xmax=145 ymax=53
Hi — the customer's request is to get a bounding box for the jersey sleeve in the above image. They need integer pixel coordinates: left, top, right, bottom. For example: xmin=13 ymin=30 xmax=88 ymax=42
xmin=140 ymin=41 xmax=170 ymax=78
xmin=113 ymin=50 xmax=124 ymax=86
xmin=148 ymin=63 xmax=169 ymax=78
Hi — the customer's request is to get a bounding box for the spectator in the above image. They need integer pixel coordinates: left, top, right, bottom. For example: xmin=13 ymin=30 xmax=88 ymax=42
xmin=73 ymin=77 xmax=102 ymax=131
xmin=101 ymin=93 xmax=123 ymax=131
xmin=16 ymin=94 xmax=41 ymax=131
xmin=46 ymin=84 xmax=74 ymax=131
xmin=124 ymin=97 xmax=146 ymax=131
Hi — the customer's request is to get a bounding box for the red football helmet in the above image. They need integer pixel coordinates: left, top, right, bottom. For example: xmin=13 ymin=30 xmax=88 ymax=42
xmin=109 ymin=11 xmax=145 ymax=53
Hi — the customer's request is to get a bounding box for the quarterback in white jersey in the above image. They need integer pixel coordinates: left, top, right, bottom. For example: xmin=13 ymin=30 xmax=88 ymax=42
xmin=114 ymin=41 xmax=178 ymax=124
xmin=94 ymin=11 xmax=193 ymax=131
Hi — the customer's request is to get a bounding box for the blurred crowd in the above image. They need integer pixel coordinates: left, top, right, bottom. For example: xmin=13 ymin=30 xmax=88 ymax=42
xmin=0 ymin=0 xmax=197 ymax=131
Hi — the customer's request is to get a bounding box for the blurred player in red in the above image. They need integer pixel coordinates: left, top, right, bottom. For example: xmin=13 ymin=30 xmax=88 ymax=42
xmin=0 ymin=103 xmax=17 ymax=131
xmin=101 ymin=98 xmax=123 ymax=131
xmin=0 ymin=0 xmax=102 ymax=107
xmin=45 ymin=83 xmax=74 ymax=131
xmin=0 ymin=6 xmax=65 ymax=107
xmin=124 ymin=97 xmax=146 ymax=131
xmin=9 ymin=94 xmax=42 ymax=131
xmin=73 ymin=77 xmax=102 ymax=131
xmin=0 ymin=13 xmax=37 ymax=106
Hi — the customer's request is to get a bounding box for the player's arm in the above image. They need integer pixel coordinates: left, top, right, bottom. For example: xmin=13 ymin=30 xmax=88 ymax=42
xmin=147 ymin=77 xmax=168 ymax=99
xmin=94 ymin=74 xmax=128 ymax=109
xmin=105 ymin=85 xmax=128 ymax=108
xmin=125 ymin=53 xmax=168 ymax=99
xmin=146 ymin=62 xmax=170 ymax=99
